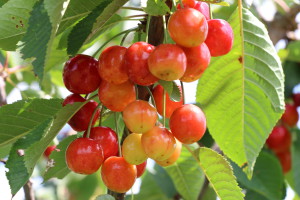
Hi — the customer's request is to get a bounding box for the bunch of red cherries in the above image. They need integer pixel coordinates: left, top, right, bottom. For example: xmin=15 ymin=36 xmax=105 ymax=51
xmin=46 ymin=0 xmax=234 ymax=193
xmin=266 ymin=94 xmax=300 ymax=173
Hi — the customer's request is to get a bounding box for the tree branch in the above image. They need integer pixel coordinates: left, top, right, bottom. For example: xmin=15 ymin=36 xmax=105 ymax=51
xmin=23 ymin=179 xmax=35 ymax=200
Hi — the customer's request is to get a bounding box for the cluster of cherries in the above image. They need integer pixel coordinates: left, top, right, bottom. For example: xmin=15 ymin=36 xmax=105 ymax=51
xmin=44 ymin=0 xmax=234 ymax=193
xmin=266 ymin=94 xmax=300 ymax=173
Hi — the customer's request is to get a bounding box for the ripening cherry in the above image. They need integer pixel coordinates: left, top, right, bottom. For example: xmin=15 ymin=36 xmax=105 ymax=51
xmin=170 ymin=104 xmax=206 ymax=144
xmin=98 ymin=46 xmax=128 ymax=85
xmin=136 ymin=160 xmax=147 ymax=178
xmin=123 ymin=100 xmax=157 ymax=133
xmin=44 ymin=145 xmax=56 ymax=159
xmin=276 ymin=150 xmax=292 ymax=173
xmin=205 ymin=19 xmax=233 ymax=57
xmin=83 ymin=127 xmax=118 ymax=160
xmin=156 ymin=139 xmax=182 ymax=167
xmin=293 ymin=93 xmax=300 ymax=107
xmin=101 ymin=156 xmax=137 ymax=193
xmin=98 ymin=80 xmax=136 ymax=112
xmin=177 ymin=0 xmax=210 ymax=20
xmin=66 ymin=138 xmax=104 ymax=175
xmin=141 ymin=126 xmax=176 ymax=161
xmin=266 ymin=125 xmax=291 ymax=153
xmin=125 ymin=42 xmax=158 ymax=86
xmin=152 ymin=84 xmax=183 ymax=118
xmin=168 ymin=8 xmax=208 ymax=47
xmin=176 ymin=0 xmax=196 ymax=8
xmin=148 ymin=44 xmax=187 ymax=81
xmin=62 ymin=94 xmax=100 ymax=132
xmin=122 ymin=133 xmax=148 ymax=165
xmin=180 ymin=43 xmax=211 ymax=82
xmin=63 ymin=54 xmax=101 ymax=94
xmin=281 ymin=103 xmax=299 ymax=127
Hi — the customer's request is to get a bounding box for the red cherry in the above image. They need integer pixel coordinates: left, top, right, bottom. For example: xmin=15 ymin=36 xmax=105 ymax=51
xmin=205 ymin=19 xmax=233 ymax=57
xmin=98 ymin=46 xmax=128 ymax=85
xmin=152 ymin=84 xmax=183 ymax=118
xmin=276 ymin=150 xmax=291 ymax=173
xmin=194 ymin=2 xmax=210 ymax=20
xmin=180 ymin=43 xmax=211 ymax=82
xmin=170 ymin=104 xmax=206 ymax=144
xmin=293 ymin=93 xmax=300 ymax=107
xmin=98 ymin=80 xmax=136 ymax=112
xmin=148 ymin=44 xmax=187 ymax=81
xmin=62 ymin=94 xmax=100 ymax=132
xmin=66 ymin=138 xmax=104 ymax=175
xmin=125 ymin=42 xmax=158 ymax=86
xmin=266 ymin=125 xmax=291 ymax=153
xmin=168 ymin=8 xmax=208 ymax=47
xmin=63 ymin=54 xmax=101 ymax=94
xmin=44 ymin=145 xmax=56 ymax=159
xmin=136 ymin=160 xmax=147 ymax=178
xmin=176 ymin=0 xmax=197 ymax=9
xmin=83 ymin=127 xmax=118 ymax=160
xmin=281 ymin=103 xmax=299 ymax=127
xmin=101 ymin=156 xmax=137 ymax=193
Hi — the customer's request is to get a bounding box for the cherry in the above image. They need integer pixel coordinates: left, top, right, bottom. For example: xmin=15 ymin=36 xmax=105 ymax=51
xmin=136 ymin=160 xmax=147 ymax=178
xmin=276 ymin=150 xmax=291 ymax=173
xmin=281 ymin=103 xmax=299 ymax=127
xmin=148 ymin=44 xmax=187 ymax=81
xmin=266 ymin=125 xmax=291 ymax=153
xmin=125 ymin=42 xmax=158 ymax=86
xmin=169 ymin=104 xmax=206 ymax=144
xmin=180 ymin=43 xmax=211 ymax=82
xmin=101 ymin=156 xmax=137 ymax=193
xmin=156 ymin=139 xmax=182 ymax=167
xmin=66 ymin=138 xmax=104 ymax=175
xmin=141 ymin=126 xmax=176 ymax=161
xmin=177 ymin=0 xmax=210 ymax=20
xmin=98 ymin=45 xmax=128 ymax=85
xmin=122 ymin=100 xmax=157 ymax=133
xmin=176 ymin=0 xmax=196 ymax=8
xmin=44 ymin=145 xmax=56 ymax=159
xmin=205 ymin=19 xmax=233 ymax=57
xmin=122 ymin=133 xmax=148 ymax=165
xmin=83 ymin=127 xmax=118 ymax=160
xmin=63 ymin=54 xmax=101 ymax=94
xmin=293 ymin=93 xmax=300 ymax=107
xmin=152 ymin=84 xmax=183 ymax=118
xmin=168 ymin=8 xmax=208 ymax=47
xmin=62 ymin=94 xmax=100 ymax=132
xmin=98 ymin=80 xmax=136 ymax=112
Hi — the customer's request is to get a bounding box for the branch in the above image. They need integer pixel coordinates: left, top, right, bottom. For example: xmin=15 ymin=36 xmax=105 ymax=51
xmin=23 ymin=179 xmax=35 ymax=200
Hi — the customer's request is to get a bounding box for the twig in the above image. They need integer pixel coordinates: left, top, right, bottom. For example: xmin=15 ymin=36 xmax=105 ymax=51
xmin=23 ymin=179 xmax=35 ymax=200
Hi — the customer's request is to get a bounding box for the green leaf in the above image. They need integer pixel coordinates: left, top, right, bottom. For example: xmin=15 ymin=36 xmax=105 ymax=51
xmin=196 ymin=7 xmax=284 ymax=173
xmin=19 ymin=0 xmax=67 ymax=80
xmin=43 ymin=135 xmax=77 ymax=181
xmin=143 ymin=0 xmax=170 ymax=16
xmin=232 ymin=151 xmax=284 ymax=200
xmin=279 ymin=41 xmax=300 ymax=62
xmin=198 ymin=147 xmax=244 ymax=200
xmin=0 ymin=0 xmax=37 ymax=50
xmin=165 ymin=145 xmax=205 ymax=200
xmin=67 ymin=0 xmax=127 ymax=56
xmin=292 ymin=133 xmax=300 ymax=196
xmin=95 ymin=195 xmax=115 ymax=200
xmin=245 ymin=190 xmax=268 ymax=200
xmin=0 ymin=143 xmax=11 ymax=159
xmin=158 ymin=80 xmax=181 ymax=102
xmin=283 ymin=61 xmax=300 ymax=98
xmin=201 ymin=185 xmax=217 ymax=200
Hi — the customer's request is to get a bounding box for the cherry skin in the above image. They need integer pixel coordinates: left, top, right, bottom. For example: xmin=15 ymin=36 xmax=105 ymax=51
xmin=123 ymin=100 xmax=157 ymax=133
xmin=148 ymin=44 xmax=187 ymax=81
xmin=266 ymin=125 xmax=291 ymax=153
xmin=276 ymin=150 xmax=291 ymax=174
xmin=152 ymin=84 xmax=183 ymax=118
xmin=176 ymin=0 xmax=196 ymax=8
xmin=101 ymin=156 xmax=137 ymax=193
xmin=125 ymin=42 xmax=158 ymax=86
xmin=156 ymin=139 xmax=182 ymax=167
xmin=168 ymin=8 xmax=208 ymax=47
xmin=63 ymin=54 xmax=101 ymax=94
xmin=98 ymin=45 xmax=128 ymax=85
xmin=122 ymin=133 xmax=148 ymax=165
xmin=98 ymin=80 xmax=136 ymax=112
xmin=66 ymin=138 xmax=104 ymax=175
xmin=141 ymin=126 xmax=176 ymax=161
xmin=83 ymin=127 xmax=118 ymax=160
xmin=281 ymin=103 xmax=299 ymax=127
xmin=43 ymin=145 xmax=56 ymax=159
xmin=170 ymin=104 xmax=206 ymax=144
xmin=293 ymin=93 xmax=300 ymax=107
xmin=62 ymin=94 xmax=100 ymax=132
xmin=136 ymin=160 xmax=147 ymax=178
xmin=180 ymin=43 xmax=211 ymax=82
xmin=205 ymin=19 xmax=233 ymax=57
xmin=177 ymin=0 xmax=210 ymax=20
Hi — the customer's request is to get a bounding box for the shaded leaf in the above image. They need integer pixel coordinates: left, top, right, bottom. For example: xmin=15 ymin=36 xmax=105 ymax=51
xmin=292 ymin=131 xmax=300 ymax=196
xmin=158 ymin=80 xmax=181 ymax=102
xmin=143 ymin=0 xmax=170 ymax=16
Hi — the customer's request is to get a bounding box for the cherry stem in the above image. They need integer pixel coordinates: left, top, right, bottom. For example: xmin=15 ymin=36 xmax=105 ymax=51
xmin=179 ymin=0 xmax=184 ymax=8
xmin=171 ymin=0 xmax=177 ymax=9
xmin=123 ymin=14 xmax=147 ymax=19
xmin=209 ymin=4 xmax=213 ymax=19
xmin=163 ymin=89 xmax=166 ymax=127
xmin=162 ymin=15 xmax=168 ymax=44
xmin=180 ymin=81 xmax=185 ymax=105
xmin=99 ymin=106 xmax=105 ymax=126
xmin=114 ymin=112 xmax=122 ymax=157
xmin=145 ymin=14 xmax=151 ymax=43
xmin=86 ymin=103 xmax=102 ymax=138
xmin=121 ymin=6 xmax=144 ymax=11
xmin=86 ymin=94 xmax=98 ymax=101
xmin=144 ymin=86 xmax=157 ymax=109
xmin=3 ymin=51 xmax=9 ymax=70
xmin=120 ymin=31 xmax=131 ymax=46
